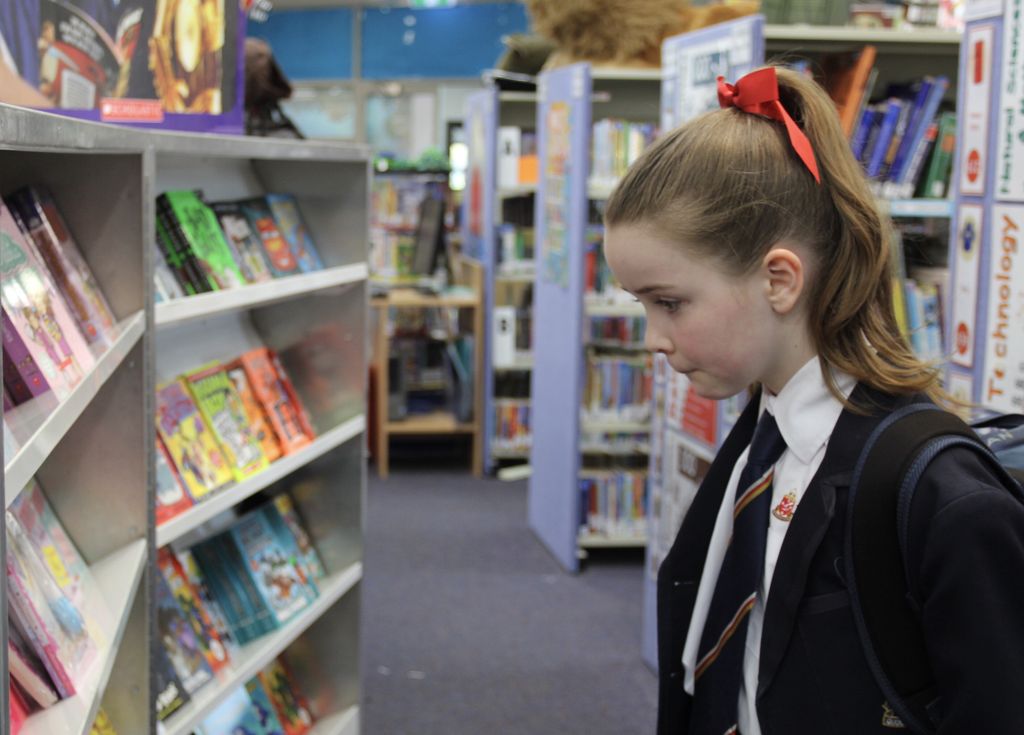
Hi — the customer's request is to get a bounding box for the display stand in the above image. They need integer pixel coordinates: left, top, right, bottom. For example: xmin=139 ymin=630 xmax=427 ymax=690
xmin=0 ymin=103 xmax=369 ymax=733
xmin=946 ymin=3 xmax=1022 ymax=410
xmin=371 ymin=256 xmax=485 ymax=479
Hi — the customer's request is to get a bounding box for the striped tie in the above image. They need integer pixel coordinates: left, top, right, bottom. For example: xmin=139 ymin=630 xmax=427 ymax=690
xmin=692 ymin=410 xmax=787 ymax=735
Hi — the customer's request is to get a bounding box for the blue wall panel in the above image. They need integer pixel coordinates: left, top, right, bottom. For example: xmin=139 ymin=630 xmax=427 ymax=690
xmin=362 ymin=3 xmax=529 ymax=79
xmin=251 ymin=8 xmax=354 ymax=80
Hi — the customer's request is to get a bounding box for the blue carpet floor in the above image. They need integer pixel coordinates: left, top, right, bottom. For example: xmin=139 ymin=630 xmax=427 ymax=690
xmin=361 ymin=467 xmax=658 ymax=734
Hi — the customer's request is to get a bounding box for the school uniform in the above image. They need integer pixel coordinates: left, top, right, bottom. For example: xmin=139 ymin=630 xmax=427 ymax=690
xmin=657 ymin=363 xmax=1024 ymax=734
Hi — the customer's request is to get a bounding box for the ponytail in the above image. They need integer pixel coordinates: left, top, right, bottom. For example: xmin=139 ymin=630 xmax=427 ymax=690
xmin=605 ymin=65 xmax=946 ymax=408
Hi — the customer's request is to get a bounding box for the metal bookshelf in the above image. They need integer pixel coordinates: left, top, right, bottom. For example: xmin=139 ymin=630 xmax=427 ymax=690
xmin=0 ymin=104 xmax=370 ymax=733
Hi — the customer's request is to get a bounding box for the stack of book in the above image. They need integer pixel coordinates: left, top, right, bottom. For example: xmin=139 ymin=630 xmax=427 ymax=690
xmin=1 ymin=187 xmax=118 ymax=424
xmin=156 ymin=492 xmax=325 ymax=724
xmin=155 ymin=347 xmax=318 ymax=525
xmin=588 ymin=316 xmax=645 ymax=348
xmin=590 ymin=119 xmax=658 ymax=186
xmin=496 ymin=224 xmax=535 ymax=271
xmin=154 ymin=191 xmax=325 ymax=302
xmin=823 ymin=46 xmax=956 ymax=199
xmin=582 ymin=355 xmax=654 ymax=424
xmin=578 ymin=471 xmax=649 ymax=538
xmin=492 ymin=398 xmax=531 ymax=455
xmin=583 ymin=226 xmax=617 ymax=298
xmin=7 ymin=482 xmax=107 ymax=723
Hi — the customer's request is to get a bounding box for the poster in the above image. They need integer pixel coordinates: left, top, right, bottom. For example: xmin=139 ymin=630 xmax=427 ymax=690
xmin=541 ymin=100 xmax=572 ymax=288
xmin=996 ymin=0 xmax=1024 ymax=200
xmin=0 ymin=0 xmax=244 ymax=132
xmin=981 ymin=204 xmax=1024 ymax=410
xmin=951 ymin=203 xmax=984 ymax=368
xmin=959 ymin=23 xmax=996 ymax=196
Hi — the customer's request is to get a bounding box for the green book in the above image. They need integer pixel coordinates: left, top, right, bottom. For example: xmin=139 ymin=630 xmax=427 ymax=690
xmin=162 ymin=191 xmax=246 ymax=290
xmin=918 ymin=111 xmax=956 ymax=199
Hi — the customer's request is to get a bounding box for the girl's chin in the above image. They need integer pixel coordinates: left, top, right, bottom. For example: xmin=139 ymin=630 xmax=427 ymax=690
xmin=684 ymin=372 xmax=746 ymax=401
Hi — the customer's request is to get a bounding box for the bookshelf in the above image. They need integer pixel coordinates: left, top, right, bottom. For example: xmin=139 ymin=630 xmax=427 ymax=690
xmin=371 ymin=256 xmax=485 ymax=478
xmin=0 ymin=104 xmax=370 ymax=733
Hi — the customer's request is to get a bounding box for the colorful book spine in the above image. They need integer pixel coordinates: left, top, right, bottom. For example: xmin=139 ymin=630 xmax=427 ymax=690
xmin=154 ymin=567 xmax=214 ymax=695
xmin=268 ymin=494 xmax=325 ymax=580
xmin=191 ymin=536 xmax=264 ymax=645
xmin=239 ymin=198 xmax=300 ymax=277
xmin=0 ymin=202 xmax=95 ymax=398
xmin=153 ymin=243 xmax=186 ymax=302
xmin=2 ymin=307 xmax=52 ymax=403
xmin=265 ymin=194 xmax=324 ymax=273
xmin=160 ymin=191 xmax=247 ymax=290
xmin=261 ymin=496 xmax=324 ymax=588
xmin=245 ymin=676 xmax=289 ymax=735
xmin=211 ymin=201 xmax=275 ymax=284
xmin=175 ymin=547 xmax=238 ymax=655
xmin=157 ymin=547 xmax=231 ymax=674
xmin=154 ymin=643 xmax=190 ymax=721
xmin=155 ymin=437 xmax=195 ymax=525
xmin=866 ymin=99 xmax=904 ymax=179
xmin=155 ymin=203 xmax=211 ymax=295
xmin=920 ymin=111 xmax=956 ymax=198
xmin=155 ymin=378 xmax=234 ymax=500
xmin=893 ymin=76 xmax=949 ymax=186
xmin=226 ymin=362 xmax=283 ymax=462
xmin=238 ymin=348 xmax=315 ymax=454
xmin=185 ymin=362 xmax=270 ymax=482
xmin=5 ymin=186 xmax=117 ymax=346
xmin=257 ymin=658 xmax=314 ymax=735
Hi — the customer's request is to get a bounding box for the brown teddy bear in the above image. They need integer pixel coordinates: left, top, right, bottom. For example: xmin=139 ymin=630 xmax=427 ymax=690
xmin=525 ymin=0 xmax=761 ymax=69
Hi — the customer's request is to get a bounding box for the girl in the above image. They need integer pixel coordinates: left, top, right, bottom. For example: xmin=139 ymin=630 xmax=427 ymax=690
xmin=603 ymin=66 xmax=1024 ymax=734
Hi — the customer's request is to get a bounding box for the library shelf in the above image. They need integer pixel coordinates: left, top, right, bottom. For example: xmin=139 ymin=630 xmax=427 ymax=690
xmin=499 ymin=91 xmax=539 ymax=103
xmin=494 ymin=357 xmax=534 ymax=372
xmin=577 ymin=532 xmax=648 ymax=549
xmin=491 ymin=447 xmax=531 ymax=460
xmin=372 ymin=288 xmax=479 ymax=310
xmin=156 ymin=414 xmax=366 ymax=547
xmin=764 ymin=23 xmax=960 ymax=50
xmin=161 ymin=562 xmax=363 ymax=735
xmin=590 ymin=67 xmax=662 ymax=81
xmin=495 ymin=271 xmax=535 ymax=285
xmin=4 ymin=311 xmax=146 ymax=507
xmin=581 ymin=419 xmax=652 ymax=434
xmin=497 ymin=184 xmax=538 ymax=200
xmin=384 ymin=411 xmax=476 ymax=435
xmin=584 ymin=301 xmax=646 ymax=318
xmin=155 ymin=264 xmax=369 ymax=328
xmin=21 ymin=539 xmax=148 ymax=735
xmin=309 ymin=706 xmax=360 ymax=735
xmin=882 ymin=198 xmax=954 ymax=219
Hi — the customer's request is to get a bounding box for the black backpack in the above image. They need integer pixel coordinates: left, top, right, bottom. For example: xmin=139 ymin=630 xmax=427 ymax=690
xmin=845 ymin=403 xmax=1024 ymax=733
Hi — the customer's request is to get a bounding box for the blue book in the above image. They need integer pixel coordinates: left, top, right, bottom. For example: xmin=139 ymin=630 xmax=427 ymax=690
xmin=192 ymin=536 xmax=260 ymax=645
xmin=245 ymin=677 xmax=287 ymax=735
xmin=903 ymin=280 xmax=926 ymax=357
xmin=887 ymin=78 xmax=934 ymax=184
xmin=851 ymin=108 xmax=879 ymax=162
xmin=866 ymin=99 xmax=904 ymax=179
xmin=260 ymin=499 xmax=322 ymax=598
xmin=198 ymin=685 xmax=269 ymax=735
xmin=265 ymin=194 xmax=324 ymax=273
xmin=155 ymin=571 xmax=214 ymax=695
xmin=894 ymin=76 xmax=949 ymax=185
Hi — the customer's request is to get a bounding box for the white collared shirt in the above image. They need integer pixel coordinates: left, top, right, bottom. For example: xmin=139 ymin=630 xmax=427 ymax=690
xmin=681 ymin=357 xmax=856 ymax=735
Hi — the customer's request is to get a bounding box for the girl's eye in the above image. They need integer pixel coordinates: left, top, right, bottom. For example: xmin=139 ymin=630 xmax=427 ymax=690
xmin=656 ymin=299 xmax=680 ymax=314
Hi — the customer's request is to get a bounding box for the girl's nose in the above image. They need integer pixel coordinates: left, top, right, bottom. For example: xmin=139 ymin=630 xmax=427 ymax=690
xmin=644 ymin=322 xmax=672 ymax=354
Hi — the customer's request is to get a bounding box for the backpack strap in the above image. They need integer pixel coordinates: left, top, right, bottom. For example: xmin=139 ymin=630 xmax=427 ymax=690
xmin=844 ymin=403 xmax=979 ymax=734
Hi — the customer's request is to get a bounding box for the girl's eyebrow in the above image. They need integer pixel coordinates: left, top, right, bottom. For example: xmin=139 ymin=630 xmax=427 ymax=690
xmin=634 ymin=284 xmax=674 ymax=295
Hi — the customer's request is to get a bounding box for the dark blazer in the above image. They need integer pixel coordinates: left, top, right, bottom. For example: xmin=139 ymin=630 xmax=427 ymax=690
xmin=657 ymin=384 xmax=1024 ymax=734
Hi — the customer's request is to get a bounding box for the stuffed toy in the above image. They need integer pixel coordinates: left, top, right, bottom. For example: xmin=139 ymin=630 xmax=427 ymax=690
xmin=525 ymin=0 xmax=761 ymax=69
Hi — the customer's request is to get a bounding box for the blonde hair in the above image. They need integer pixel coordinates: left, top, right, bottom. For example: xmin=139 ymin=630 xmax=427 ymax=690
xmin=604 ymin=64 xmax=944 ymax=408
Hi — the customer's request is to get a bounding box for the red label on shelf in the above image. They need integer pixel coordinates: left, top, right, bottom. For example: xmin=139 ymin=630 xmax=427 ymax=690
xmin=100 ymin=98 xmax=165 ymax=123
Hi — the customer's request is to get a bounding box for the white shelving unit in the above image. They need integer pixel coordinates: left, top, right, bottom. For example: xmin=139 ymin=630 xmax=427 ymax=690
xmin=0 ymin=104 xmax=369 ymax=734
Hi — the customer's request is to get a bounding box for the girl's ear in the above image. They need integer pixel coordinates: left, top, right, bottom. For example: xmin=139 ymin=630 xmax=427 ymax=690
xmin=761 ymin=246 xmax=805 ymax=315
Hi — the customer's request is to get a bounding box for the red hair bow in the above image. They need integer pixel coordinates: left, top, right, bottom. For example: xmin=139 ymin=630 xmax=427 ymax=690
xmin=717 ymin=68 xmax=821 ymax=184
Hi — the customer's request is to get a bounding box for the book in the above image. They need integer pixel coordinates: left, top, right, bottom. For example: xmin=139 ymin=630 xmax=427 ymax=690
xmin=238 ymin=348 xmax=315 ymax=454
xmin=896 ymin=118 xmax=940 ymax=200
xmin=888 ymin=75 xmax=949 ymax=188
xmin=154 ymin=643 xmax=190 ymax=721
xmin=211 ymin=201 xmax=275 ymax=284
xmin=155 ymin=567 xmax=214 ymax=695
xmin=850 ymin=107 xmax=880 ymax=163
xmin=266 ymin=494 xmax=326 ymax=581
xmin=10 ymin=481 xmax=90 ymax=609
xmin=197 ymin=685 xmax=273 ymax=735
xmin=3 ymin=307 xmax=53 ymax=404
xmin=226 ymin=361 xmax=283 ymax=462
xmin=824 ymin=45 xmax=878 ymax=138
xmin=157 ymin=547 xmax=231 ymax=674
xmin=865 ymin=98 xmax=904 ymax=180
xmin=239 ymin=198 xmax=301 ymax=277
xmin=89 ymin=708 xmax=120 ymax=734
xmin=6 ymin=509 xmax=98 ymax=699
xmin=265 ymin=194 xmax=324 ymax=273
xmin=155 ymin=203 xmax=212 ymax=295
xmin=155 ymin=437 xmax=195 ymax=525
xmin=155 ymin=379 xmax=234 ymax=500
xmin=8 ymin=619 xmax=60 ymax=708
xmin=920 ymin=111 xmax=956 ymax=198
xmin=1 ymin=202 xmax=95 ymax=398
xmin=5 ymin=185 xmax=117 ymax=346
xmin=191 ymin=534 xmax=268 ymax=645
xmin=153 ymin=243 xmax=186 ymax=302
xmin=185 ymin=362 xmax=271 ymax=482
xmin=246 ymin=676 xmax=289 ymax=735
xmin=227 ymin=511 xmax=317 ymax=626
xmin=258 ymin=658 xmax=314 ymax=735
xmin=159 ymin=191 xmax=247 ymax=291
xmin=10 ymin=684 xmax=28 ymax=735
xmin=175 ymin=548 xmax=238 ymax=655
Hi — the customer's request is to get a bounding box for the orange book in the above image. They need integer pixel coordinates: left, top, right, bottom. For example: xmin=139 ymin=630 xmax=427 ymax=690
xmin=225 ymin=361 xmax=283 ymax=462
xmin=826 ymin=45 xmax=877 ymax=138
xmin=238 ymin=348 xmax=315 ymax=454
xmin=518 ymin=154 xmax=539 ymax=185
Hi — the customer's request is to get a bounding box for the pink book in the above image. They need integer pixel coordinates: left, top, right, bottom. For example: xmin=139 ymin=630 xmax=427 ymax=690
xmin=5 ymin=186 xmax=117 ymax=346
xmin=0 ymin=202 xmax=94 ymax=399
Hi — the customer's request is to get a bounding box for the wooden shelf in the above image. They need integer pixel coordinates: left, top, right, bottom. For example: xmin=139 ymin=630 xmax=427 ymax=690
xmin=385 ymin=411 xmax=476 ymax=435
xmin=372 ymin=288 xmax=479 ymax=309
xmin=577 ymin=532 xmax=648 ymax=549
xmin=156 ymin=415 xmax=365 ymax=547
xmin=4 ymin=312 xmax=145 ymax=507
xmin=161 ymin=563 xmax=362 ymax=735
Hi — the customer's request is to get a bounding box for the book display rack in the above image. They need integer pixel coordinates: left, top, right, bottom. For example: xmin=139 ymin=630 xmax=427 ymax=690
xmin=1 ymin=103 xmax=368 ymax=734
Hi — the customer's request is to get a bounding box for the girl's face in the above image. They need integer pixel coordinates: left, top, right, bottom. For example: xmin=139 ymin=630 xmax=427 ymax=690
xmin=604 ymin=223 xmax=788 ymax=400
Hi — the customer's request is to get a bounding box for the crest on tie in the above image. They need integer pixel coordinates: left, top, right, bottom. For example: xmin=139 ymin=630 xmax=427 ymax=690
xmin=882 ymin=701 xmax=906 ymax=728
